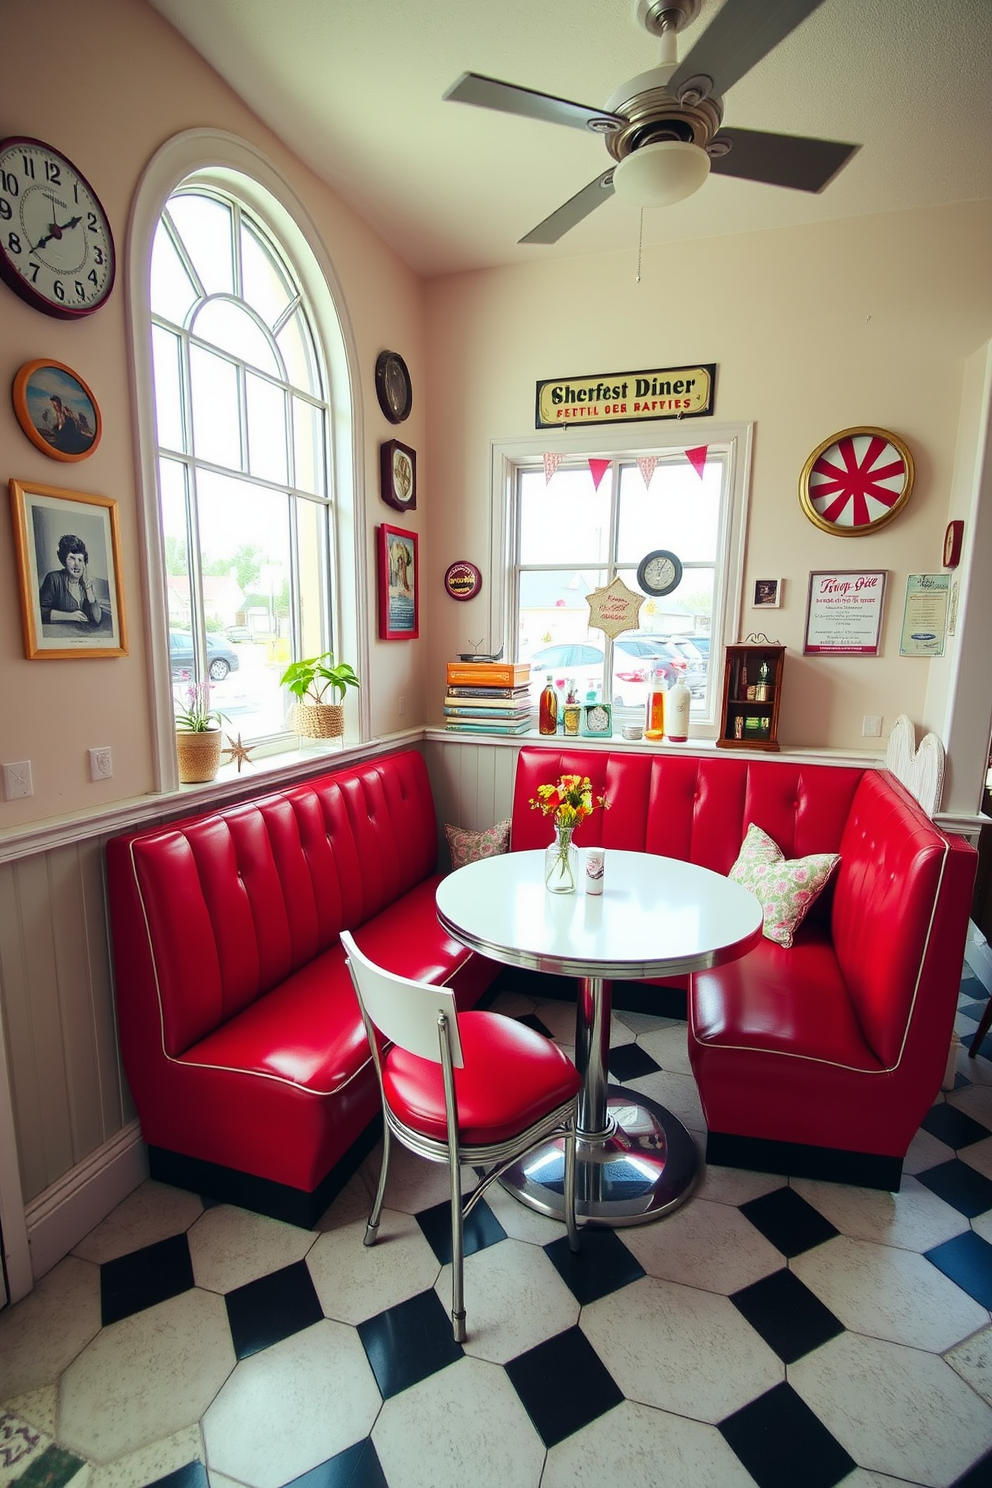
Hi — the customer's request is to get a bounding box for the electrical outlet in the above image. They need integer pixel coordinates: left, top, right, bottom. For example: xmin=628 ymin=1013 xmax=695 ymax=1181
xmin=2 ymin=761 xmax=33 ymax=800
xmin=89 ymin=747 xmax=113 ymax=781
xmin=862 ymin=715 xmax=882 ymax=737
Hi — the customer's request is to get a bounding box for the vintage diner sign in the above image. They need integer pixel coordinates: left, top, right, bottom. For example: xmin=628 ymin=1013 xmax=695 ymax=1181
xmin=535 ymin=363 xmax=716 ymax=429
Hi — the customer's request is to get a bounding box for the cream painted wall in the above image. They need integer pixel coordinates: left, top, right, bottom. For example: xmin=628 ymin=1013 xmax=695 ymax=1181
xmin=0 ymin=0 xmax=426 ymax=830
xmin=424 ymin=200 xmax=992 ymax=751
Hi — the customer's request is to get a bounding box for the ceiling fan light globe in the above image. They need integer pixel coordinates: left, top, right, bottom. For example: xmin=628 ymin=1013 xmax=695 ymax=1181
xmin=613 ymin=140 xmax=711 ymax=207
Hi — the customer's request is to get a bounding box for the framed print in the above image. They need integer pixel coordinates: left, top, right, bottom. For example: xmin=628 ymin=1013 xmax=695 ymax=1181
xmin=900 ymin=574 xmax=949 ymax=657
xmin=12 ymin=359 xmax=102 ymax=462
xmin=379 ymin=439 xmax=417 ymax=512
xmin=8 ymin=479 xmax=128 ymax=658
xmin=752 ymin=578 xmax=781 ymax=608
xmin=804 ymin=570 xmax=885 ymax=656
xmin=377 ymin=522 xmax=419 ymax=640
xmin=799 ymin=428 xmax=914 ymax=536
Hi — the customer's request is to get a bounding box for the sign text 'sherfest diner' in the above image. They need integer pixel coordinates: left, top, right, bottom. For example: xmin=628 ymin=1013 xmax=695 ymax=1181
xmin=536 ymin=364 xmax=716 ymax=430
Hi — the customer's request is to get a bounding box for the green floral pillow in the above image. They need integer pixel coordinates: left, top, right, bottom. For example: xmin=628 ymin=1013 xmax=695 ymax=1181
xmin=729 ymin=822 xmax=840 ymax=948
xmin=444 ymin=819 xmax=511 ymax=870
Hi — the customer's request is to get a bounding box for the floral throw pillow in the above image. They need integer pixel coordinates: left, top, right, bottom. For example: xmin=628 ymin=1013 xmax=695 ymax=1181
xmin=444 ymin=819 xmax=511 ymax=870
xmin=729 ymin=822 xmax=840 ymax=948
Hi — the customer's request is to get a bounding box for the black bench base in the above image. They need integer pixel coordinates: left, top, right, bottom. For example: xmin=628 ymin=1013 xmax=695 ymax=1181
xmin=705 ymin=1130 xmax=904 ymax=1192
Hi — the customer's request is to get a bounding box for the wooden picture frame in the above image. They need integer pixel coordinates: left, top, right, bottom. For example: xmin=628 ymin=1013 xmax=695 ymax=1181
xmin=379 ymin=438 xmax=417 ymax=512
xmin=12 ymin=359 xmax=102 ymax=462
xmin=377 ymin=522 xmax=419 ymax=640
xmin=752 ymin=578 xmax=781 ymax=608
xmin=8 ymin=479 xmax=128 ymax=658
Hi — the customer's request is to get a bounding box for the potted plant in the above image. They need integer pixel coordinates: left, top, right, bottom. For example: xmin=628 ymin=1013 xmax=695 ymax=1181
xmin=280 ymin=651 xmax=360 ymax=740
xmin=174 ymin=682 xmax=227 ymax=783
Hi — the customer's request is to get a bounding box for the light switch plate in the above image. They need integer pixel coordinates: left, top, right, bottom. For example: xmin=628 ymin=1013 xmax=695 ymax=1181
xmin=2 ymin=761 xmax=33 ymax=799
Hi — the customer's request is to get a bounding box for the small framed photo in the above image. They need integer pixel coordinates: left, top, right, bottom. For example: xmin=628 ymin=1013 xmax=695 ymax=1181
xmin=379 ymin=439 xmax=417 ymax=512
xmin=12 ymin=359 xmax=102 ymax=462
xmin=377 ymin=522 xmax=419 ymax=640
xmin=753 ymin=578 xmax=781 ymax=608
xmin=8 ymin=479 xmax=128 ymax=659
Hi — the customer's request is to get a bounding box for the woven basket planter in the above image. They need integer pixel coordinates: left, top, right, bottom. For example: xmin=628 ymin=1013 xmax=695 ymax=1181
xmin=176 ymin=728 xmax=223 ymax=783
xmin=294 ymin=702 xmax=345 ymax=739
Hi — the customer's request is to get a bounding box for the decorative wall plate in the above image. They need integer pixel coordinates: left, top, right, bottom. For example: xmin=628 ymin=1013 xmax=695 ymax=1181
xmin=799 ymin=427 xmax=914 ymax=536
xmin=444 ymin=560 xmax=482 ymax=601
xmin=380 ymin=439 xmax=416 ymax=511
xmin=12 ymin=359 xmax=101 ymax=461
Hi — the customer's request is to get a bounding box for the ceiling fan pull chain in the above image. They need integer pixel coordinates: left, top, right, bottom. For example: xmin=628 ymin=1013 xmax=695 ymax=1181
xmin=636 ymin=208 xmax=644 ymax=283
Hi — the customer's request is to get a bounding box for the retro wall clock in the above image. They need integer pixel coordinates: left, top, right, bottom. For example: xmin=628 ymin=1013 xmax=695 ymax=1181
xmin=0 ymin=137 xmax=116 ymax=318
xmin=374 ymin=350 xmax=412 ymax=424
xmin=380 ymin=439 xmax=417 ymax=511
xmin=799 ymin=427 xmax=914 ymax=536
xmin=943 ymin=520 xmax=964 ymax=569
xmin=636 ymin=549 xmax=683 ymax=597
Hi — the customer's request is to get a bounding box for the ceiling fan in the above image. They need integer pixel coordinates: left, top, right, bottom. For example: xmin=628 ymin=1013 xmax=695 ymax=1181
xmin=444 ymin=0 xmax=859 ymax=244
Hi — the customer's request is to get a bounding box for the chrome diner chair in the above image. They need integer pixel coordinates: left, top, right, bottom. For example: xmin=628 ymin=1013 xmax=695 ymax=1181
xmin=340 ymin=930 xmax=582 ymax=1341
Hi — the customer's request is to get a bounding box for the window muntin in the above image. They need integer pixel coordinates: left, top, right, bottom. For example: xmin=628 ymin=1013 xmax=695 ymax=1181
xmin=150 ymin=186 xmax=335 ymax=747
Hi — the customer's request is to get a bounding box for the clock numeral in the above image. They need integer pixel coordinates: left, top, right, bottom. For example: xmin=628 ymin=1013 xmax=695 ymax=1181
xmin=0 ymin=198 xmax=11 ymax=221
xmin=44 ymin=159 xmax=60 ymax=186
xmin=88 ymin=269 xmax=99 ymax=287
xmin=92 ymin=245 xmax=104 ymax=265
xmin=86 ymin=211 xmax=99 ymax=233
xmin=20 ymin=154 xmax=35 ymax=179
xmin=6 ymin=230 xmax=23 ymax=255
xmin=27 ymin=260 xmax=40 ymax=282
xmin=52 ymin=277 xmax=65 ymax=302
xmin=0 ymin=170 xmax=19 ymax=197
xmin=74 ymin=280 xmax=86 ymax=300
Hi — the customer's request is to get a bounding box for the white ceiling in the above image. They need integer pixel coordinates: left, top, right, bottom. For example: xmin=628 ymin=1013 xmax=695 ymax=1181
xmin=148 ymin=0 xmax=992 ymax=279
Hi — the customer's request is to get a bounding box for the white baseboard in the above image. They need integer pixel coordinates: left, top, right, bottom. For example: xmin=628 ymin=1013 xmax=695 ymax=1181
xmin=965 ymin=919 xmax=992 ymax=994
xmin=25 ymin=1121 xmax=149 ymax=1282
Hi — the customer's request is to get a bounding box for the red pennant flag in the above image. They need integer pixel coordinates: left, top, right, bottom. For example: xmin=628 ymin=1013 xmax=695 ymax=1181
xmin=588 ymin=458 xmax=610 ymax=490
xmin=543 ymin=452 xmax=563 ymax=484
xmin=637 ymin=457 xmax=658 ymax=488
xmin=685 ymin=446 xmax=708 ymax=479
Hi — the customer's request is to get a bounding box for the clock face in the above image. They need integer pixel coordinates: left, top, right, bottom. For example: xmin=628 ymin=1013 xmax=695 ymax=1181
xmin=637 ymin=549 xmax=683 ymax=597
xmin=0 ymin=138 xmax=115 ymax=318
xmin=375 ymin=350 xmax=412 ymax=423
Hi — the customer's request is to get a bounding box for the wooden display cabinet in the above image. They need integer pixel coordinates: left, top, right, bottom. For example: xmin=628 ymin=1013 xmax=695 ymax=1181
xmin=716 ymin=643 xmax=785 ymax=751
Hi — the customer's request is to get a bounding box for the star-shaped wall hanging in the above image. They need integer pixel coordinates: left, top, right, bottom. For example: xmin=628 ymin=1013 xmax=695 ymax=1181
xmin=585 ymin=575 xmax=643 ymax=640
xmin=222 ymin=733 xmax=255 ymax=773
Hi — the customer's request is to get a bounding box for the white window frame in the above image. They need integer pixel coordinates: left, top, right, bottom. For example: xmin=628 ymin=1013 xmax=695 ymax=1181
xmin=489 ymin=422 xmax=753 ymax=735
xmin=128 ymin=129 xmax=367 ymax=790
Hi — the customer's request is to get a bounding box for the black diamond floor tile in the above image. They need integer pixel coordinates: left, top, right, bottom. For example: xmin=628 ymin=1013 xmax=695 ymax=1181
xmin=916 ymin=1159 xmax=992 ymax=1218
xmin=144 ymin=1464 xmax=209 ymax=1488
xmin=544 ymin=1226 xmax=645 ymax=1305
xmin=925 ymin=1230 xmax=992 ymax=1308
xmin=607 ymin=1043 xmax=661 ymax=1082
xmin=357 ymin=1288 xmax=462 ymax=1399
xmin=284 ymin=1438 xmax=388 ymax=1488
xmin=959 ymin=1001 xmax=988 ymax=1024
xmin=224 ymin=1259 xmax=323 ymax=1360
xmin=739 ymin=1188 xmax=839 ymax=1258
xmin=730 ymin=1268 xmax=845 ymax=1365
xmin=516 ymin=1013 xmax=555 ymax=1038
xmin=505 ymin=1325 xmax=623 ymax=1449
xmin=100 ymin=1232 xmax=195 ymax=1326
xmin=416 ymin=1195 xmax=506 ymax=1265
xmin=719 ymin=1380 xmax=856 ymax=1488
xmin=971 ymin=1030 xmax=992 ymax=1061
xmin=921 ymin=1103 xmax=992 ymax=1149
xmin=952 ymin=1447 xmax=992 ymax=1487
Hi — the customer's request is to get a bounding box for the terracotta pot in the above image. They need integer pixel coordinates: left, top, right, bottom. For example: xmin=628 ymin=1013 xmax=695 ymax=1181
xmin=294 ymin=702 xmax=344 ymax=739
xmin=176 ymin=728 xmax=223 ymax=783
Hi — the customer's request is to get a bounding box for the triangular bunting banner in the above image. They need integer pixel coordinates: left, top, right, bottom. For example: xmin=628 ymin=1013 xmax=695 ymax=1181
xmin=543 ymin=451 xmax=563 ymax=484
xmin=588 ymin=458 xmax=610 ymax=490
xmin=686 ymin=445 xmax=708 ymax=479
xmin=637 ymin=457 xmax=658 ymax=488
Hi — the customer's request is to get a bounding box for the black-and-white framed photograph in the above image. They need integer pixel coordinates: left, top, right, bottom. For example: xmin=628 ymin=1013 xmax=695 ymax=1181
xmin=9 ymin=478 xmax=128 ymax=658
xmin=753 ymin=578 xmax=781 ymax=608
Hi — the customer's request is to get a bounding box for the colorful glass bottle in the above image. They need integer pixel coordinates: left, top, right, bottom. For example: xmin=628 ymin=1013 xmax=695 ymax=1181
xmin=538 ymin=673 xmax=558 ymax=735
xmin=644 ymin=669 xmax=666 ymax=740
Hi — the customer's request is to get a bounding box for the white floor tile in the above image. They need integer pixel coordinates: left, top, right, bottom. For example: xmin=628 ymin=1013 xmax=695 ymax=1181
xmin=791 ymin=1174 xmax=969 ymax=1253
xmin=902 ymin=1125 xmax=955 ymax=1176
xmin=86 ymin=1425 xmax=204 ymax=1488
xmin=542 ymin=1398 xmax=756 ymax=1488
xmin=619 ymin=1196 xmax=784 ymax=1294
xmin=533 ymin=999 xmax=583 ymax=1045
xmin=948 ymin=1080 xmax=992 ymax=1128
xmin=484 ymin=1178 xmax=574 ymax=1247
xmin=625 ymin=1068 xmax=706 ymax=1133
xmin=946 ymin=1320 xmax=992 ymax=1406
xmin=636 ymin=1022 xmax=692 ymax=1075
xmin=72 ymin=1181 xmax=203 ymax=1265
xmin=694 ymin=1163 xmax=786 ymax=1207
xmin=308 ymin=1208 xmax=441 ymax=1323
xmin=0 ymin=1258 xmax=101 ymax=1400
xmin=439 ymin=1237 xmax=579 ymax=1363
xmin=960 ymin=1135 xmax=992 ymax=1179
xmin=188 ymin=1204 xmax=317 ymax=1293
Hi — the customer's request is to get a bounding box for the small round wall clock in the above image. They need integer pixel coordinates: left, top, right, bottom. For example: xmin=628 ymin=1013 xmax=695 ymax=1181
xmin=380 ymin=439 xmax=416 ymax=511
xmin=799 ymin=427 xmax=914 ymax=536
xmin=374 ymin=350 xmax=412 ymax=424
xmin=0 ymin=137 xmax=116 ymax=318
xmin=637 ymin=549 xmax=683 ymax=597
xmin=444 ymin=561 xmax=482 ymax=601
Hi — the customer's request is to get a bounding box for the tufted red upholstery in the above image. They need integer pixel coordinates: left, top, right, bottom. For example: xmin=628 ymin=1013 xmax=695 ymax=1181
xmin=511 ymin=746 xmax=977 ymax=1182
xmin=106 ymin=750 xmax=499 ymax=1221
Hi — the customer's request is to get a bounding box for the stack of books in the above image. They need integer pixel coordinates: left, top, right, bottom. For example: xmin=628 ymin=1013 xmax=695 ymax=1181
xmin=444 ymin=660 xmax=533 ymax=735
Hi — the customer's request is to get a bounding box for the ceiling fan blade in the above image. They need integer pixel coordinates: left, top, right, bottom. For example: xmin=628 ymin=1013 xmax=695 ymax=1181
xmin=444 ymin=72 xmax=623 ymax=134
xmin=669 ymin=0 xmax=826 ymax=101
xmin=519 ymin=172 xmax=616 ymax=244
xmin=709 ymin=128 xmax=859 ymax=192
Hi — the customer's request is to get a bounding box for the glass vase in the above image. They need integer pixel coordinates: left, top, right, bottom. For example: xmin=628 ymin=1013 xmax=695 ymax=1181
xmin=545 ymin=822 xmax=579 ymax=894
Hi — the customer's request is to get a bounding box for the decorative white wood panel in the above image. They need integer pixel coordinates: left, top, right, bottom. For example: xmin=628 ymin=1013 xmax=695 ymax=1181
xmin=425 ymin=738 xmax=522 ymax=864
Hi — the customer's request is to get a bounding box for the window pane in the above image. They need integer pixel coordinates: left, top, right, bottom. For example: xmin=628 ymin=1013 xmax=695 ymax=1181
xmin=160 ymin=460 xmax=195 ymax=699
xmin=292 ymin=397 xmax=324 ymax=496
xmin=246 ymin=373 xmax=288 ymax=484
xmin=617 ymin=459 xmax=722 ymax=563
xmin=518 ymin=467 xmax=612 ymax=565
xmin=151 ymin=326 xmax=184 ymax=450
xmin=192 ymin=299 xmax=280 ymax=374
xmin=150 ymin=222 xmax=197 ymax=325
xmin=190 ymin=346 xmax=241 ymax=469
xmin=241 ymin=221 xmax=292 ymax=327
xmin=296 ymin=496 xmax=328 ymax=659
xmin=167 ymin=195 xmax=234 ymax=295
xmin=277 ymin=307 xmax=320 ymax=394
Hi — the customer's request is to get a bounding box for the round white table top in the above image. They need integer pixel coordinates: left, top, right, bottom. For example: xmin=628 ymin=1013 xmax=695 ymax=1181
xmin=436 ymin=848 xmax=763 ymax=981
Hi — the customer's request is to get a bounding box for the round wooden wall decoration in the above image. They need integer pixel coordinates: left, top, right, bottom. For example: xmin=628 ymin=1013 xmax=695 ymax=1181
xmin=444 ymin=561 xmax=482 ymax=601
xmin=12 ymin=359 xmax=102 ymax=461
xmin=799 ymin=427 xmax=914 ymax=536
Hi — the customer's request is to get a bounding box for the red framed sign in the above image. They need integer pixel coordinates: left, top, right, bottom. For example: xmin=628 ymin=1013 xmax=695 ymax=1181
xmin=377 ymin=522 xmax=419 ymax=640
xmin=804 ymin=570 xmax=886 ymax=656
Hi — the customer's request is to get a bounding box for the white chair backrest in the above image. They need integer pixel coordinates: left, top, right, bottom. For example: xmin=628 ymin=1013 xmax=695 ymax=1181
xmin=884 ymin=713 xmax=945 ymax=818
xmin=340 ymin=930 xmax=464 ymax=1067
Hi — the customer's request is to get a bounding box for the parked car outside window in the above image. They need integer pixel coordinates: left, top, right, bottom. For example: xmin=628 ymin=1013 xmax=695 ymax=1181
xmin=169 ymin=630 xmax=241 ymax=682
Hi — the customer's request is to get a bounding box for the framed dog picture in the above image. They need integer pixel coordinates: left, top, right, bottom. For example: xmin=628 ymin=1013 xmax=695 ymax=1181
xmin=377 ymin=522 xmax=419 ymax=640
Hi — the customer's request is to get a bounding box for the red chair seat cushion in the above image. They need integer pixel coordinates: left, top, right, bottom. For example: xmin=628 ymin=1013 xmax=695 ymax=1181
xmin=382 ymin=1011 xmax=581 ymax=1145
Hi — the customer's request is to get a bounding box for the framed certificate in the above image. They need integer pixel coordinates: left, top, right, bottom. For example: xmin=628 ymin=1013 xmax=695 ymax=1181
xmin=804 ymin=571 xmax=886 ymax=656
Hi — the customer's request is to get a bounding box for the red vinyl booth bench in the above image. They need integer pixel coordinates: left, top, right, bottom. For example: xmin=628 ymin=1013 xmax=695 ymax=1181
xmin=106 ymin=750 xmax=498 ymax=1226
xmin=511 ymin=746 xmax=977 ymax=1190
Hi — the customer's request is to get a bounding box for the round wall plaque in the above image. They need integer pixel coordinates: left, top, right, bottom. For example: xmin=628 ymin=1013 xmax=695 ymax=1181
xmin=444 ymin=561 xmax=482 ymax=601
xmin=799 ymin=427 xmax=914 ymax=536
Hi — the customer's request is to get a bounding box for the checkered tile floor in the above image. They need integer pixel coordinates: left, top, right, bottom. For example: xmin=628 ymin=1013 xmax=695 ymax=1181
xmin=1 ymin=972 xmax=991 ymax=1488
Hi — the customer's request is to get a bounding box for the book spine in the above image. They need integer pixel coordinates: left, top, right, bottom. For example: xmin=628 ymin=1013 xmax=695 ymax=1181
xmin=443 ymin=707 xmax=531 ymax=718
xmin=445 ymin=685 xmax=530 ymax=699
xmin=446 ymin=666 xmax=530 ymax=686
xmin=443 ymin=696 xmax=532 ymax=708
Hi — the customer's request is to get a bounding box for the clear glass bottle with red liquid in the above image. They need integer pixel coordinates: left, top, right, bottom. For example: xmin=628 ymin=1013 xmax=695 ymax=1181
xmin=644 ymin=669 xmax=666 ymax=740
xmin=538 ymin=673 xmax=558 ymax=735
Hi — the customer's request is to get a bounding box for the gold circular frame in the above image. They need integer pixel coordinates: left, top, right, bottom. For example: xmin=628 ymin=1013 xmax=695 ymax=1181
xmin=799 ymin=427 xmax=914 ymax=537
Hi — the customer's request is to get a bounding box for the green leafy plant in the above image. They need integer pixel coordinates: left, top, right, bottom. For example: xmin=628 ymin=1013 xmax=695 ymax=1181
xmin=174 ymin=681 xmax=226 ymax=733
xmin=280 ymin=651 xmax=360 ymax=706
